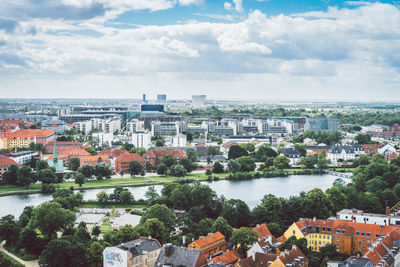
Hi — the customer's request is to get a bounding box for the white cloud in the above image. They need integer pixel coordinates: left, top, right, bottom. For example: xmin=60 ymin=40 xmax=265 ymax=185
xmin=178 ymin=0 xmax=204 ymax=6
xmin=224 ymin=0 xmax=243 ymax=12
xmin=224 ymin=2 xmax=232 ymax=11
xmin=1 ymin=3 xmax=400 ymax=100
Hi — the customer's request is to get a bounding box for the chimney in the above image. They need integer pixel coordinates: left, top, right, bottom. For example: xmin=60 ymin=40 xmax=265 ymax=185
xmin=165 ymin=243 xmax=173 ymax=257
xmin=313 ymin=217 xmax=316 ymax=222
xmin=386 ymin=207 xmax=390 ymax=215
xmin=292 ymin=244 xmax=297 ymax=250
xmin=182 ymin=235 xmax=186 ymax=245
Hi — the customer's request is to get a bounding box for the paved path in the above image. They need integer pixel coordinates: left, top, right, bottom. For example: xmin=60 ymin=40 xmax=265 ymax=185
xmin=0 ymin=241 xmax=39 ymax=267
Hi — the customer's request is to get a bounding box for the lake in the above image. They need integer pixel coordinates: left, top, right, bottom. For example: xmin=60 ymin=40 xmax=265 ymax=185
xmin=0 ymin=174 xmax=344 ymax=218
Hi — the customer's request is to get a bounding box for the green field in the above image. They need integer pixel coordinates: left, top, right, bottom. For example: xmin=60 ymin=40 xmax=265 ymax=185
xmin=0 ymin=168 xmax=353 ymax=197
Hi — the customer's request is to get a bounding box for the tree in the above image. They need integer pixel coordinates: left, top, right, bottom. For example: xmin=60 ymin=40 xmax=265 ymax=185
xmin=227 ymin=159 xmax=241 ymax=173
xmin=91 ymin=226 xmax=101 ymax=237
xmin=212 ymin=161 xmax=224 ymax=173
xmin=207 ymin=146 xmax=221 ymax=157
xmin=211 ymin=216 xmax=233 ymax=240
xmin=155 ymin=138 xmax=165 ymax=147
xmin=255 ymin=145 xmax=277 ymax=162
xmin=3 ymin=165 xmax=18 ymax=185
xmin=74 ymin=173 xmax=85 ymax=187
xmin=140 ymin=204 xmax=176 ymax=232
xmin=128 ymin=161 xmax=144 ymax=177
xmin=39 ymin=236 xmax=87 ymax=267
xmin=162 ymin=154 xmax=176 ymax=167
xmin=37 ymin=168 xmax=57 ymax=184
xmin=138 ymin=218 xmax=167 ymax=244
xmin=84 ymin=146 xmax=97 ymax=155
xmin=96 ymin=191 xmax=109 ymax=204
xmin=230 ymin=227 xmax=258 ymax=258
xmin=273 ymin=155 xmax=290 ymax=170
xmin=185 ymin=147 xmax=198 ymax=162
xmin=103 ymin=225 xmax=139 ymax=246
xmin=0 ymin=215 xmax=20 ymax=246
xmin=79 ymin=164 xmax=95 ymax=178
xmin=186 ymin=132 xmax=193 ymax=143
xmin=29 ymin=202 xmax=76 ymax=239
xmin=36 ymin=160 xmax=49 ymax=171
xmin=240 ymin=143 xmax=256 ymax=154
xmin=95 ymin=163 xmax=112 ymax=179
xmin=179 ymin=157 xmax=195 ymax=173
xmin=145 ymin=186 xmax=160 ymax=202
xmin=228 ymin=145 xmax=247 ymax=159
xmin=86 ymin=241 xmax=105 ymax=267
xmin=267 ymin=222 xmax=282 ymax=237
xmin=119 ymin=190 xmax=134 ymax=204
xmin=68 ymin=157 xmax=80 ymax=171
xmin=294 ymin=144 xmax=307 ymax=157
xmin=15 ymin=166 xmax=33 ymax=186
xmin=168 ymin=164 xmax=187 ymax=178
xmin=299 ymin=156 xmax=317 ymax=169
xmin=237 ymin=156 xmax=256 ymax=172
xmin=221 ymin=199 xmax=251 ymax=228
xmin=356 ymin=155 xmax=370 ymax=166
xmin=306 ymin=188 xmax=333 ymax=219
xmin=355 ymin=134 xmax=373 ymax=144
xmin=156 ymin=163 xmax=167 ymax=176
xmin=130 ymin=147 xmax=147 ymax=156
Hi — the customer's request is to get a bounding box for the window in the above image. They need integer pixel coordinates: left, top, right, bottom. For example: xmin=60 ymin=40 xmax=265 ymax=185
xmin=356 ymin=231 xmax=360 ymax=236
xmin=336 ymin=229 xmax=340 ymax=234
xmin=361 ymin=232 xmax=365 ymax=237
xmin=342 ymin=229 xmax=346 ymax=234
xmin=322 ymin=227 xmax=326 ymax=232
xmin=327 ymin=227 xmax=332 ymax=232
xmin=293 ymin=230 xmax=296 ymax=234
xmin=366 ymin=233 xmax=371 ymax=237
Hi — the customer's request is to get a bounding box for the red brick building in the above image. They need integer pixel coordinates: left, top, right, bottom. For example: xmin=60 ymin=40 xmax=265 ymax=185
xmin=0 ymin=157 xmax=19 ymax=180
xmin=143 ymin=149 xmax=186 ymax=166
xmin=98 ymin=149 xmax=128 ymax=159
xmin=115 ymin=153 xmax=146 ymax=173
xmin=47 ymin=148 xmax=90 ymax=165
xmin=361 ymin=144 xmax=379 ymax=155
xmin=45 ymin=141 xmax=83 ymax=154
xmin=80 ymin=155 xmax=111 ymax=167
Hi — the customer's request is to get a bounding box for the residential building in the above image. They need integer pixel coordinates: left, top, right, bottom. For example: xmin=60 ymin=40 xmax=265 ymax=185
xmin=92 ymin=132 xmax=114 ymax=148
xmin=0 ymin=129 xmax=55 ymax=149
xmin=186 ymin=126 xmax=206 ymax=135
xmin=96 ymin=118 xmax=121 ymax=133
xmin=363 ymin=228 xmax=400 ymax=267
xmin=47 ymin=148 xmax=90 ymax=166
xmin=327 ymin=256 xmax=374 ymax=267
xmin=212 ymin=250 xmax=239 ymax=265
xmin=126 ymin=119 xmax=145 ymax=133
xmin=280 ymin=147 xmax=302 ymax=165
xmin=304 ymin=118 xmax=339 ymax=133
xmin=80 ymin=155 xmax=111 ymax=167
xmin=269 ymin=245 xmax=308 ymax=267
xmin=0 ymin=157 xmax=19 ymax=180
xmin=253 ymin=224 xmax=273 ymax=240
xmin=0 ymin=123 xmax=19 ymax=137
xmin=131 ymin=132 xmax=152 ymax=149
xmin=327 ymin=146 xmax=356 ymax=165
xmin=103 ymin=237 xmax=161 ymax=267
xmin=99 ymin=149 xmax=128 ymax=170
xmin=155 ymin=243 xmax=207 ymax=267
xmin=6 ymin=151 xmax=37 ymax=165
xmin=305 ymin=145 xmax=331 ymax=156
xmin=336 ymin=209 xmax=400 ymax=226
xmin=151 ymin=121 xmax=186 ymax=136
xmin=171 ymin=133 xmax=187 ymax=148
xmin=41 ymin=119 xmax=67 ymax=134
xmin=378 ymin=143 xmax=398 ymax=160
xmin=306 ymin=232 xmax=332 ymax=252
xmin=187 ymin=232 xmax=227 ymax=258
xmin=143 ymin=149 xmax=186 ymax=166
xmin=157 ymin=94 xmax=167 ymax=103
xmin=115 ymin=153 xmax=146 ymax=173
xmin=361 ymin=144 xmax=379 ymax=155
xmin=45 ymin=141 xmax=83 ymax=154
xmin=76 ymin=120 xmax=93 ymax=135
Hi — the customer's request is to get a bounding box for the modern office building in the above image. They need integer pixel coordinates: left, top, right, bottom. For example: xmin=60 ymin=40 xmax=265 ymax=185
xmin=151 ymin=121 xmax=186 ymax=136
xmin=141 ymin=104 xmax=164 ymax=113
xmin=157 ymin=94 xmax=167 ymax=102
xmin=304 ymin=118 xmax=339 ymax=133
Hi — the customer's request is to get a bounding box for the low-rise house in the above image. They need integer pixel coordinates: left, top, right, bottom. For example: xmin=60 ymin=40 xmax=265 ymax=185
xmin=363 ymin=228 xmax=400 ymax=267
xmin=155 ymin=243 xmax=207 ymax=267
xmin=361 ymin=144 xmax=379 ymax=155
xmin=211 ymin=250 xmax=239 ymax=265
xmin=188 ymin=232 xmax=227 ymax=258
xmin=115 ymin=153 xmax=146 ymax=173
xmin=103 ymin=237 xmax=161 ymax=267
xmin=269 ymin=245 xmax=308 ymax=267
xmin=327 ymin=256 xmax=374 ymax=267
xmin=80 ymin=155 xmax=111 ymax=167
xmin=305 ymin=145 xmax=331 ymax=156
xmin=280 ymin=147 xmax=301 ymax=165
xmin=0 ymin=157 xmax=19 ymax=180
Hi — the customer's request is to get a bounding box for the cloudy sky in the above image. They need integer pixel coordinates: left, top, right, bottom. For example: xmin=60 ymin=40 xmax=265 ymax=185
xmin=0 ymin=0 xmax=399 ymax=101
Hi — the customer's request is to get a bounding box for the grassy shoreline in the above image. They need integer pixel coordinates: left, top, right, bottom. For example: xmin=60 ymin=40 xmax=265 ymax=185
xmin=0 ymin=168 xmax=353 ymax=197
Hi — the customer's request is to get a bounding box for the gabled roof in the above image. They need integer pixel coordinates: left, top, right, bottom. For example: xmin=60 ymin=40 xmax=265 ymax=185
xmin=253 ymin=224 xmax=272 ymax=239
xmin=117 ymin=237 xmax=161 ymax=256
xmin=193 ymin=232 xmax=225 ymax=248
xmin=212 ymin=250 xmax=239 ymax=264
xmin=144 ymin=149 xmax=186 ymax=159
xmin=278 ymin=246 xmax=307 ymax=266
xmin=281 ymin=148 xmax=301 ymax=157
xmin=156 ymin=245 xmax=206 ymax=267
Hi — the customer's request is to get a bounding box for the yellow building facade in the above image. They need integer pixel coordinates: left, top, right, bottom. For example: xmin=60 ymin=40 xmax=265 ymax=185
xmin=283 ymin=222 xmax=306 ymax=240
xmin=305 ymin=233 xmax=332 ymax=252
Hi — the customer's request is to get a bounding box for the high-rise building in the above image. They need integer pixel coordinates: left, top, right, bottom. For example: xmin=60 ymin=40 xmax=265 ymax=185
xmin=142 ymin=94 xmax=146 ymax=102
xmin=304 ymin=118 xmax=339 ymax=133
xmin=192 ymin=95 xmax=207 ymax=107
xmin=157 ymin=94 xmax=167 ymax=102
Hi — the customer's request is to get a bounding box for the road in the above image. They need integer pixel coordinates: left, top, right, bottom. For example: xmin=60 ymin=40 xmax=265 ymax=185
xmin=0 ymin=241 xmax=38 ymax=267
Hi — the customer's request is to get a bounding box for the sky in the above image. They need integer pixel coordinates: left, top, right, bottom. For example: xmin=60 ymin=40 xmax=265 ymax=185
xmin=0 ymin=0 xmax=400 ymax=101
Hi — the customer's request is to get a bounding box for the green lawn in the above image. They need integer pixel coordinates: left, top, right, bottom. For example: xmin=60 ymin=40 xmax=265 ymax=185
xmin=0 ymin=168 xmax=354 ymax=197
xmin=0 ymin=250 xmax=24 ymax=267
xmin=3 ymin=244 xmax=38 ymax=261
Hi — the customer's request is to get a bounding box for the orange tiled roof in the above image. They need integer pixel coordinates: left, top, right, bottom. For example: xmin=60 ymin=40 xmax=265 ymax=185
xmin=81 ymin=155 xmax=109 ymax=162
xmin=279 ymin=247 xmax=307 ymax=266
xmin=277 ymin=235 xmax=287 ymax=243
xmin=144 ymin=149 xmax=185 ymax=158
xmin=194 ymin=232 xmax=225 ymax=248
xmin=116 ymin=153 xmax=145 ymax=163
xmin=364 ymin=228 xmax=400 ymax=265
xmin=253 ymin=224 xmax=272 ymax=239
xmin=2 ymin=129 xmax=55 ymax=139
xmin=212 ymin=250 xmax=239 ymax=264
xmin=99 ymin=149 xmax=128 ymax=157
xmin=47 ymin=148 xmax=90 ymax=161
xmin=0 ymin=157 xmax=18 ymax=165
xmin=295 ymin=220 xmax=307 ymax=229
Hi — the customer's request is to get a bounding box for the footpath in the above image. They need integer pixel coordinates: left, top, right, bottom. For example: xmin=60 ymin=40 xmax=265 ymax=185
xmin=0 ymin=241 xmax=38 ymax=267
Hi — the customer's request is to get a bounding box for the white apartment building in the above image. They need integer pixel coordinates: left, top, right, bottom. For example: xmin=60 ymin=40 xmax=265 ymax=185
xmin=131 ymin=132 xmax=152 ymax=149
xmin=76 ymin=120 xmax=93 ymax=135
xmin=7 ymin=151 xmax=38 ymax=165
xmin=171 ymin=133 xmax=187 ymax=148
xmin=126 ymin=119 xmax=145 ymax=133
xmin=327 ymin=145 xmax=356 ymax=165
xmin=92 ymin=132 xmax=113 ymax=148
xmin=336 ymin=209 xmax=400 ymax=226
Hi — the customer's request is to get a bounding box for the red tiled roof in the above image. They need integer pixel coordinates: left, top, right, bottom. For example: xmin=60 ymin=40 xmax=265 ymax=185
xmin=81 ymin=155 xmax=109 ymax=163
xmin=193 ymin=232 xmax=225 ymax=248
xmin=277 ymin=235 xmax=287 ymax=243
xmin=116 ymin=153 xmax=145 ymax=163
xmin=144 ymin=149 xmax=185 ymax=159
xmin=99 ymin=149 xmax=128 ymax=157
xmin=3 ymin=129 xmax=54 ymax=139
xmin=212 ymin=250 xmax=239 ymax=264
xmin=0 ymin=157 xmax=18 ymax=165
xmin=256 ymin=252 xmax=277 ymax=265
xmin=279 ymin=247 xmax=307 ymax=266
xmin=253 ymin=224 xmax=272 ymax=239
xmin=237 ymin=256 xmax=253 ymax=267
xmin=364 ymin=229 xmax=400 ymax=265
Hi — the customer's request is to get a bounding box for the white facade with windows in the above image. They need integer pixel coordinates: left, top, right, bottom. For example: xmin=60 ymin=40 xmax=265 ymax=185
xmin=131 ymin=132 xmax=152 ymax=149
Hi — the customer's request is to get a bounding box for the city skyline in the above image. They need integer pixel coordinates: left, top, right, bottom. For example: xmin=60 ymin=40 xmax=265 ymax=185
xmin=0 ymin=0 xmax=400 ymax=101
